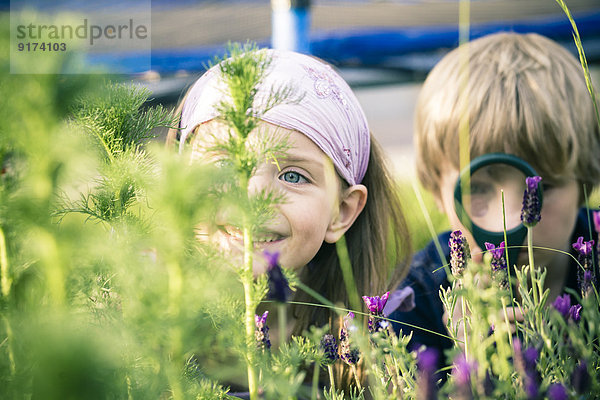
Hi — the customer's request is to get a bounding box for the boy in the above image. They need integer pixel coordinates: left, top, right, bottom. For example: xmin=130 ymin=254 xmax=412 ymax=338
xmin=389 ymin=32 xmax=600 ymax=357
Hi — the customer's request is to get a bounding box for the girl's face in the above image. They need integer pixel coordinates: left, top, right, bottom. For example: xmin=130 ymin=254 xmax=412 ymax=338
xmin=194 ymin=122 xmax=366 ymax=274
xmin=437 ymin=162 xmax=580 ymax=271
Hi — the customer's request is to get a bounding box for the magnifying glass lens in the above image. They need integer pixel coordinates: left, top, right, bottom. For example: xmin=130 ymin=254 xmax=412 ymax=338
xmin=463 ymin=164 xmax=527 ymax=231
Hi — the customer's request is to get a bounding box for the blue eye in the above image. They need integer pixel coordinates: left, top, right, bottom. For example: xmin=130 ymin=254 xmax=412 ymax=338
xmin=279 ymin=171 xmax=308 ymax=184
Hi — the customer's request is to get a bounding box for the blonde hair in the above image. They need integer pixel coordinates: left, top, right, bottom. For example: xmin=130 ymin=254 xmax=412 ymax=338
xmin=415 ymin=32 xmax=600 ymax=198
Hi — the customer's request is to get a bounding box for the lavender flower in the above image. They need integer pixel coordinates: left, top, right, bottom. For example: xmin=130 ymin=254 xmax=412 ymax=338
xmin=320 ymin=334 xmax=338 ymax=366
xmin=572 ymin=236 xmax=594 ymax=262
xmin=452 ymin=354 xmax=475 ymax=400
xmin=594 ymin=210 xmax=600 ymax=258
xmin=263 ymin=251 xmax=292 ymax=303
xmin=520 ymin=176 xmax=542 ymax=227
xmin=362 ymin=291 xmax=389 ymax=333
xmin=255 ymin=311 xmax=271 ymax=350
xmin=523 ymin=347 xmax=540 ymax=398
xmin=571 ymin=361 xmax=590 ymax=395
xmin=572 ymin=237 xmax=596 ymax=296
xmin=485 ymin=241 xmax=508 ymax=290
xmin=569 ymin=304 xmax=582 ymax=323
xmin=416 ymin=348 xmax=439 ymax=400
xmin=523 ymin=347 xmax=538 ymax=368
xmin=449 ymin=230 xmax=471 ymax=277
xmin=339 ymin=312 xmax=360 ymax=365
xmin=513 ymin=339 xmax=540 ymax=399
xmin=547 ymin=383 xmax=568 ymax=400
xmin=552 ymin=294 xmax=571 ymax=317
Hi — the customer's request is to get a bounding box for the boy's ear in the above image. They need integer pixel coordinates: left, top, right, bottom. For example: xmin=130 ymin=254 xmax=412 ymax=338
xmin=324 ymin=184 xmax=368 ymax=244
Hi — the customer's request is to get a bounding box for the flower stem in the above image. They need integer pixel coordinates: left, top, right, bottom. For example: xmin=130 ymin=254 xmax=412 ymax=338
xmin=500 ymin=297 xmax=513 ymax=348
xmin=335 ymin=235 xmax=360 ymax=314
xmin=278 ymin=303 xmax=286 ymax=349
xmin=243 ymin=223 xmax=259 ymax=400
xmin=1 ymin=315 xmax=15 ymax=376
xmin=311 ymin=363 xmax=320 ymax=400
xmin=461 ymin=295 xmax=469 ymax=359
xmin=0 ymin=226 xmax=10 ymax=298
xmin=351 ymin=365 xmax=362 ymax=392
xmin=527 ymin=227 xmax=539 ymax=306
xmin=327 ymin=365 xmax=335 ymax=391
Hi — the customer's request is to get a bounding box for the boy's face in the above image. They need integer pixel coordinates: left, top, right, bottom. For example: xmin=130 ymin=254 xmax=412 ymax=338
xmin=195 ymin=122 xmax=347 ymax=274
xmin=437 ymin=162 xmax=580 ymax=270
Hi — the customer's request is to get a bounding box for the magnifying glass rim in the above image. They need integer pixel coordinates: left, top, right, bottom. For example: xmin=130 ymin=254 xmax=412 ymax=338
xmin=453 ymin=152 xmax=544 ymax=240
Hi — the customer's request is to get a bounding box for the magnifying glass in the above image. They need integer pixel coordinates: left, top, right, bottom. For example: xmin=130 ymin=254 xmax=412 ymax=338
xmin=454 ymin=153 xmax=543 ymax=266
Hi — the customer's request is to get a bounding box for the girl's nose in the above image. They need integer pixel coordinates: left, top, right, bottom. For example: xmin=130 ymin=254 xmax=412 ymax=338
xmin=247 ymin=172 xmax=271 ymax=196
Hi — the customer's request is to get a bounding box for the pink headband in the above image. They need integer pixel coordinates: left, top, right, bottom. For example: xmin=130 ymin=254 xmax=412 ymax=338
xmin=179 ymin=49 xmax=370 ymax=185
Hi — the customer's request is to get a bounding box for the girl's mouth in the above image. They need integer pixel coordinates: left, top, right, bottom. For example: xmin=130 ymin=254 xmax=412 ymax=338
xmin=219 ymin=225 xmax=285 ymax=245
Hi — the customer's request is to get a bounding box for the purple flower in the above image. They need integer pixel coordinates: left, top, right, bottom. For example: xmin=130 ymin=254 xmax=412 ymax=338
xmin=520 ymin=176 xmax=542 ymax=227
xmin=320 ymin=334 xmax=338 ymax=365
xmin=593 ymin=210 xmax=600 ymax=233
xmin=485 ymin=241 xmax=508 ymax=290
xmin=263 ymin=251 xmax=292 ymax=303
xmin=572 ymin=236 xmax=594 ymax=256
xmin=485 ymin=241 xmax=505 ymax=260
xmin=524 ymin=378 xmax=539 ymax=399
xmin=339 ymin=312 xmax=359 ymax=365
xmin=569 ymin=304 xmax=582 ymax=323
xmin=363 ymin=292 xmax=390 ymax=333
xmin=449 ymin=230 xmax=471 ymax=277
xmin=362 ymin=292 xmax=389 ymax=314
xmin=452 ymin=354 xmax=475 ymax=400
xmin=572 ymin=237 xmax=597 ymax=296
xmin=255 ymin=311 xmax=271 ymax=350
xmin=417 ymin=347 xmax=439 ymax=372
xmin=417 ymin=348 xmax=439 ymax=400
xmin=547 ymin=383 xmax=568 ymax=400
xmin=523 ymin=347 xmax=538 ymax=367
xmin=594 ymin=210 xmax=600 ymax=258
xmin=580 ymin=270 xmax=595 ymax=297
xmin=552 ymin=294 xmax=571 ymax=317
xmin=572 ymin=361 xmax=590 ymax=394
xmin=513 ymin=340 xmax=540 ymax=399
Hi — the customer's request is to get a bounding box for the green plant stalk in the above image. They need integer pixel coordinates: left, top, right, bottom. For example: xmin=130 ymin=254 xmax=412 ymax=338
xmin=40 ymin=231 xmax=65 ymax=305
xmin=335 ymin=235 xmax=360 ymax=314
xmin=243 ymin=220 xmax=259 ymax=400
xmin=351 ymin=364 xmax=362 ymax=392
xmin=311 ymin=363 xmax=320 ymax=400
xmin=500 ymin=296 xmax=513 ymax=348
xmin=166 ymin=260 xmax=183 ymax=400
xmin=326 ymin=365 xmax=336 ymax=392
xmin=384 ymin=354 xmax=399 ymax=396
xmin=278 ymin=302 xmax=286 ymax=349
xmin=527 ymin=227 xmax=539 ymax=306
xmin=501 ymin=191 xmax=516 ymax=307
xmin=411 ymin=180 xmax=449 ymax=276
xmin=458 ymin=0 xmax=471 ymax=228
xmin=501 ymin=191 xmax=515 ymax=347
xmin=555 ymin=0 xmax=600 ymax=132
xmin=2 ymin=315 xmax=15 ymax=376
xmin=461 ymin=291 xmax=469 ymax=359
xmin=0 ymin=226 xmax=10 ymax=298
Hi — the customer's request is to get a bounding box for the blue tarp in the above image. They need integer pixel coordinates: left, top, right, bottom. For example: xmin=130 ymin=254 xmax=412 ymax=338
xmin=87 ymin=10 xmax=600 ymax=75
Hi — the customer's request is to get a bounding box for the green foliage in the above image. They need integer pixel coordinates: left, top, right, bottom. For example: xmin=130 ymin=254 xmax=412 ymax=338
xmin=1 ymin=8 xmax=599 ymax=400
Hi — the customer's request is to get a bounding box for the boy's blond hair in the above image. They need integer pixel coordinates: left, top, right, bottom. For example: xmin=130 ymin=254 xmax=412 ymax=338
xmin=415 ymin=32 xmax=600 ymax=199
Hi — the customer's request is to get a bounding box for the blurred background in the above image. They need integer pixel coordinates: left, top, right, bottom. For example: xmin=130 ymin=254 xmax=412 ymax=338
xmin=145 ymin=0 xmax=600 ymax=175
xmin=6 ymin=0 xmax=600 ymax=175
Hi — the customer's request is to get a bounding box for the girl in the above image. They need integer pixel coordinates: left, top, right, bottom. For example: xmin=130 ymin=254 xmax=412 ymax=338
xmin=167 ymin=49 xmax=410 ymax=385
